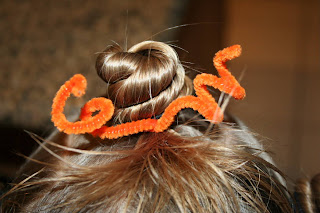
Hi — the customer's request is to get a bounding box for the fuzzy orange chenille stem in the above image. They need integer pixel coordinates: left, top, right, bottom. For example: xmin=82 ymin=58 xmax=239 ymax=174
xmin=154 ymin=45 xmax=245 ymax=132
xmin=91 ymin=119 xmax=157 ymax=139
xmin=51 ymin=74 xmax=114 ymax=134
xmin=51 ymin=45 xmax=245 ymax=139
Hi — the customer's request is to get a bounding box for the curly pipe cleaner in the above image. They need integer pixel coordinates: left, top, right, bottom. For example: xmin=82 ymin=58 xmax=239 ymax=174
xmin=51 ymin=74 xmax=114 ymax=134
xmin=51 ymin=45 xmax=245 ymax=139
xmin=154 ymin=45 xmax=245 ymax=132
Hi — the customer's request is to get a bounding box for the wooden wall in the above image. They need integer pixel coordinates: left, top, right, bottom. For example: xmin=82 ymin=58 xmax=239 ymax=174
xmin=223 ymin=0 xmax=320 ymax=180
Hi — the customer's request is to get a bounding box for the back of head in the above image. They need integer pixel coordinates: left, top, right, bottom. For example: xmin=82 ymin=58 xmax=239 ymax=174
xmin=2 ymin=41 xmax=292 ymax=213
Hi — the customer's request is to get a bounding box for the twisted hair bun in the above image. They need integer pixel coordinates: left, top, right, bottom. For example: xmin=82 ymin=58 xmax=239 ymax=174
xmin=96 ymin=41 xmax=192 ymax=123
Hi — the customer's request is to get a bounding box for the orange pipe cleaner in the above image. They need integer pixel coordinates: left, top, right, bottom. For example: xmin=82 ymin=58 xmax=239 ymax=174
xmin=51 ymin=74 xmax=114 ymax=134
xmin=51 ymin=45 xmax=245 ymax=139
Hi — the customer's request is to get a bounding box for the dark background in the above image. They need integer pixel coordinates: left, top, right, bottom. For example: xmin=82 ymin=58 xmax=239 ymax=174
xmin=1 ymin=0 xmax=319 ymax=183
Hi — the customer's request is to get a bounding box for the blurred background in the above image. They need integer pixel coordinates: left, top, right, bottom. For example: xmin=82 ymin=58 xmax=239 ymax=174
xmin=0 ymin=0 xmax=319 ymax=185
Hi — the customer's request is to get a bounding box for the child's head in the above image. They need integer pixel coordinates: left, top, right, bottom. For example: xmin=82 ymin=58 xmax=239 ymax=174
xmin=2 ymin=41 xmax=292 ymax=212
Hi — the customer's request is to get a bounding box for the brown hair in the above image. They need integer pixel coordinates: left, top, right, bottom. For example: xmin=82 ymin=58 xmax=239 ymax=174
xmin=96 ymin=41 xmax=192 ymax=123
xmin=2 ymin=41 xmax=293 ymax=212
xmin=294 ymin=174 xmax=320 ymax=212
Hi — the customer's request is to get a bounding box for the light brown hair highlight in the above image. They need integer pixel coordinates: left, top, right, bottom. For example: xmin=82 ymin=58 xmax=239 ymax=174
xmin=3 ymin=125 xmax=292 ymax=212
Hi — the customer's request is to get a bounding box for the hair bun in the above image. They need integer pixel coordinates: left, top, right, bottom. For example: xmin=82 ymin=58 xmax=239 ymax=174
xmin=96 ymin=41 xmax=192 ymax=123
